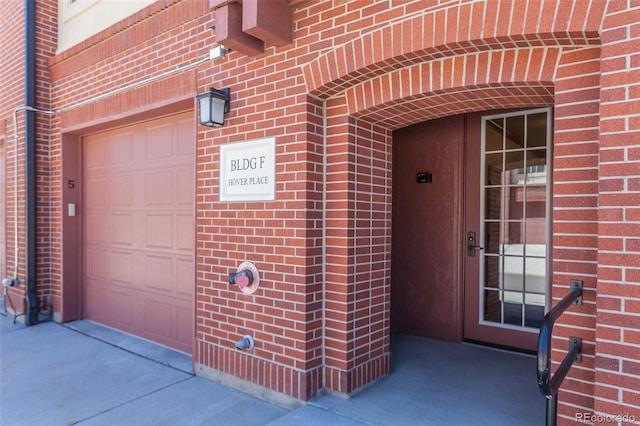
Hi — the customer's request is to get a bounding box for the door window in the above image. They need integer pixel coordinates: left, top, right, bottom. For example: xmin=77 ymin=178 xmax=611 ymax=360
xmin=480 ymin=109 xmax=550 ymax=330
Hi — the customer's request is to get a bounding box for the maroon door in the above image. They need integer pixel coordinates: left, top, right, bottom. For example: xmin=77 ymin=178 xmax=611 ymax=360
xmin=464 ymin=110 xmax=550 ymax=352
xmin=392 ymin=110 xmax=549 ymax=352
xmin=391 ymin=115 xmax=464 ymax=342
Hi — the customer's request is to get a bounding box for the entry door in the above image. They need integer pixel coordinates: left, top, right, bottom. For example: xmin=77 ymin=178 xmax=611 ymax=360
xmin=391 ymin=115 xmax=464 ymax=342
xmin=464 ymin=109 xmax=551 ymax=352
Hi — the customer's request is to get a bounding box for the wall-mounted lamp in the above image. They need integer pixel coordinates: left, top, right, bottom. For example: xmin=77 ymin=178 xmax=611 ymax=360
xmin=196 ymin=87 xmax=230 ymax=127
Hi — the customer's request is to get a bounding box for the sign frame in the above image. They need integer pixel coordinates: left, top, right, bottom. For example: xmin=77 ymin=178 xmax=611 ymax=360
xmin=219 ymin=137 xmax=276 ymax=202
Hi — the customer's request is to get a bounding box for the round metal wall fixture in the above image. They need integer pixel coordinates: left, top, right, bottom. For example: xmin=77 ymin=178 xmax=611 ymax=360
xmin=238 ymin=261 xmax=260 ymax=295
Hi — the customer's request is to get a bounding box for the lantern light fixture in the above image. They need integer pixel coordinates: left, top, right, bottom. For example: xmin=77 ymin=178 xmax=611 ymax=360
xmin=196 ymin=87 xmax=230 ymax=127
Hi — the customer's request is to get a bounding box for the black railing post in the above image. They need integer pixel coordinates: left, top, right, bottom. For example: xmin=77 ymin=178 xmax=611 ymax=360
xmin=537 ymin=280 xmax=584 ymax=426
xmin=546 ymin=396 xmax=558 ymax=426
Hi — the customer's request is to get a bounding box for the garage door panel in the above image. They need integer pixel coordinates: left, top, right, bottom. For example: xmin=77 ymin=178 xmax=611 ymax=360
xmin=177 ymin=215 xmax=194 ymax=251
xmin=146 ymin=123 xmax=174 ymax=160
xmin=83 ymin=285 xmax=104 ymax=319
xmin=85 ymin=284 xmax=134 ymax=327
xmin=144 ymin=299 xmax=173 ymax=337
xmin=175 ymin=306 xmax=194 ymax=347
xmin=144 ymin=214 xmax=173 ymax=248
xmin=177 ymin=169 xmax=195 ymax=205
xmin=86 ymin=178 xmax=108 ymax=207
xmin=176 ymin=258 xmax=195 ymax=296
xmin=86 ymin=247 xmax=108 ymax=279
xmin=144 ymin=255 xmax=173 ymax=292
xmin=177 ymin=120 xmax=196 ymax=157
xmin=146 ymin=172 xmax=173 ymax=205
xmin=85 ymin=138 xmax=109 ymax=169
xmin=110 ymin=214 xmax=133 ymax=245
xmin=86 ymin=214 xmax=109 ymax=243
xmin=109 ymin=132 xmax=134 ymax=165
xmin=107 ymin=290 xmax=135 ymax=325
xmin=109 ymin=251 xmax=133 ymax=285
xmin=110 ymin=176 xmax=133 ymax=206
xmin=83 ymin=113 xmax=195 ymax=353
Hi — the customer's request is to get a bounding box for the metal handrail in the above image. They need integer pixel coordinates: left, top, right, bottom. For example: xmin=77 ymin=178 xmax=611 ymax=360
xmin=536 ymin=279 xmax=583 ymax=426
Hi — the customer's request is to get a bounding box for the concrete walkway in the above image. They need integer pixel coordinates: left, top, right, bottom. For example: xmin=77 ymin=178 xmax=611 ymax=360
xmin=1 ymin=314 xmax=544 ymax=425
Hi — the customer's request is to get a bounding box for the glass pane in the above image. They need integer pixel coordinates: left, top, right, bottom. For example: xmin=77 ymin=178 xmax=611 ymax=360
xmin=525 ymin=304 xmax=545 ymax=328
xmin=506 ymin=187 xmax=525 ymax=220
xmin=524 ymin=188 xmax=546 ymax=218
xmin=510 ymin=168 xmax=526 ymax=185
xmin=485 ymin=153 xmax=503 ymax=185
xmin=526 ymin=149 xmax=546 ymax=169
xmin=524 ymin=292 xmax=546 ymax=305
xmin=198 ymin=97 xmax=210 ymax=123
xmin=527 ymin=112 xmax=547 ymax=148
xmin=484 ymin=222 xmax=501 ymax=253
xmin=505 ymin=151 xmax=525 ymax=172
xmin=211 ymin=98 xmax=226 ymax=124
xmin=505 ymin=115 xmax=525 ymax=150
xmin=486 ymin=119 xmax=503 ymax=151
xmin=484 ymin=256 xmax=501 ymax=289
xmin=484 ymin=290 xmax=502 ymax=323
xmin=485 ymin=187 xmax=502 ymax=220
xmin=524 ymin=218 xmax=545 ymax=245
xmin=525 ymin=257 xmax=546 ymax=294
xmin=503 ymin=292 xmax=523 ymax=326
xmin=505 ymin=220 xmax=524 ymax=244
xmin=524 ymin=243 xmax=546 ymax=258
xmin=503 ymin=256 xmax=524 ymax=292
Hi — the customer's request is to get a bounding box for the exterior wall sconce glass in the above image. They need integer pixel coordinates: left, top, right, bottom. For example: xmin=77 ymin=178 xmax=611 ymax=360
xmin=196 ymin=87 xmax=230 ymax=127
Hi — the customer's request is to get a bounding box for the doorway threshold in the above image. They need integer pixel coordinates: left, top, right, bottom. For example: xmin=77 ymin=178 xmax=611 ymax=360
xmin=462 ymin=338 xmax=537 ymax=357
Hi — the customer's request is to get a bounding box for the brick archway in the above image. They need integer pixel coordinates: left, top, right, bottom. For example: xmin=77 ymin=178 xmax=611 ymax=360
xmin=305 ymin=2 xmax=605 ymax=399
xmin=302 ymin=1 xmax=603 ymax=100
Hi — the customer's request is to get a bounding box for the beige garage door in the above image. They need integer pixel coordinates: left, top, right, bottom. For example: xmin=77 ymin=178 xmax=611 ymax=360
xmin=83 ymin=113 xmax=195 ymax=353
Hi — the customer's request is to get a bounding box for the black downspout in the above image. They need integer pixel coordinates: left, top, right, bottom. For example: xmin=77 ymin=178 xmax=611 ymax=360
xmin=24 ymin=0 xmax=38 ymax=326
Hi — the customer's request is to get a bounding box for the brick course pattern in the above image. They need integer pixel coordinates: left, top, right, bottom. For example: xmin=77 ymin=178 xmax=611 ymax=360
xmin=1 ymin=0 xmax=639 ymax=422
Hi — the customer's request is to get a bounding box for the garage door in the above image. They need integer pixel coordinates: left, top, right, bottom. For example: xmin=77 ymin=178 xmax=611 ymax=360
xmin=83 ymin=113 xmax=195 ymax=353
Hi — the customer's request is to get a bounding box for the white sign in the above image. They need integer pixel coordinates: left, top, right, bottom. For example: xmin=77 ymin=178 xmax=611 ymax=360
xmin=220 ymin=137 xmax=276 ymax=201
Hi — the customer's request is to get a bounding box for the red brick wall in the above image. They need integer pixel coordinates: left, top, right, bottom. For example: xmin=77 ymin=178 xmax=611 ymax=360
xmin=594 ymin=1 xmax=640 ymax=422
xmin=1 ymin=1 xmax=27 ymax=315
xmin=3 ymin=0 xmax=639 ymax=419
xmin=322 ymin=109 xmax=392 ymax=394
xmin=34 ymin=0 xmax=59 ymax=314
xmin=552 ymin=46 xmax=602 ymax=422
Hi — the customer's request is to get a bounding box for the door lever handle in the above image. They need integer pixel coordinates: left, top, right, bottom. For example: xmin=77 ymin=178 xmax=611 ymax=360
xmin=467 ymin=232 xmax=484 ymax=257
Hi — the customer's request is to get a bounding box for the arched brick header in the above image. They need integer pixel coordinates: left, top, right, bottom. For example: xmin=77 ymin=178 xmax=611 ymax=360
xmin=345 ymin=47 xmax=560 ymax=130
xmin=302 ymin=0 xmax=604 ymax=99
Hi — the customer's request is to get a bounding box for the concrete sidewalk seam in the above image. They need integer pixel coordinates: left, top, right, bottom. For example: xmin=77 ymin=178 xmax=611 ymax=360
xmin=306 ymin=401 xmax=373 ymax=426
xmin=69 ymin=375 xmax=196 ymax=425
